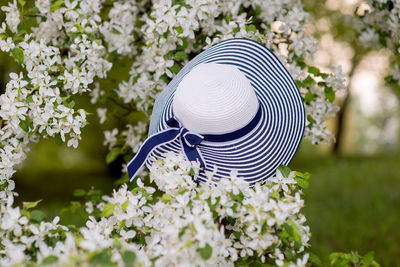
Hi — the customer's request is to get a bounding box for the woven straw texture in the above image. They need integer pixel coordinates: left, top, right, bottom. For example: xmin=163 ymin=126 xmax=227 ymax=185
xmin=173 ymin=63 xmax=259 ymax=134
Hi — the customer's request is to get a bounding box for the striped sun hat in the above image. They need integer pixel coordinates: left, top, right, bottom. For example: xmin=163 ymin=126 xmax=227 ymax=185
xmin=128 ymin=38 xmax=305 ymax=184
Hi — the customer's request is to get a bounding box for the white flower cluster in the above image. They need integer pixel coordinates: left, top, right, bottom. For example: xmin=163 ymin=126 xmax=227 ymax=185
xmin=1 ymin=0 xmax=19 ymax=33
xmin=100 ymin=1 xmax=139 ymax=56
xmin=0 ymin=152 xmax=310 ymax=266
xmin=304 ymin=97 xmax=340 ymax=144
xmin=354 ymin=0 xmax=400 ymax=86
xmin=0 ymin=0 xmax=112 ymax=197
xmin=0 ymin=192 xmax=144 ymax=266
xmin=106 ymin=0 xmax=343 ymax=147
xmin=103 ymin=122 xmax=147 ymax=154
xmin=0 ymin=0 xmax=344 ymax=196
xmin=303 ymin=66 xmax=345 ymax=144
xmin=0 ymin=1 xmax=343 ymax=265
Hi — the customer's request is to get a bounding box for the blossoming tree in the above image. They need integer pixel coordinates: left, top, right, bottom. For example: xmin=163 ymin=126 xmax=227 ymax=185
xmin=353 ymin=0 xmax=400 ymax=88
xmin=0 ymin=0 xmax=379 ymax=266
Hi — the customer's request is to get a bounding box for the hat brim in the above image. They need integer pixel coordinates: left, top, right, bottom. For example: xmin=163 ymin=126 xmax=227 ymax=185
xmin=147 ymin=38 xmax=305 ymax=184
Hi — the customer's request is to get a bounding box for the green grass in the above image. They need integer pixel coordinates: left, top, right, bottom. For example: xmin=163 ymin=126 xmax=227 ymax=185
xmin=291 ymin=144 xmax=400 ymax=266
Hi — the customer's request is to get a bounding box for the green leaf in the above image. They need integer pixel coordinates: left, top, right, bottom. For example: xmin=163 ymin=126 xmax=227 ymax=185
xmin=106 ymin=148 xmax=120 ymax=164
xmin=177 ymin=38 xmax=188 ymax=50
xmin=23 ymin=199 xmax=42 ymax=209
xmin=174 ymin=51 xmax=188 ymax=61
xmin=26 ymin=95 xmax=34 ymax=103
xmin=350 ymin=252 xmax=360 ymax=264
xmin=308 ymin=252 xmax=323 ymax=266
xmin=277 ymin=165 xmax=291 ymax=177
xmin=121 ymin=200 xmax=129 ymax=211
xmin=64 ymin=100 xmax=75 ymax=108
xmin=17 ymin=22 xmax=27 ymax=33
xmin=329 ymin=252 xmax=341 ymax=264
xmin=245 ymin=24 xmax=257 ymax=33
xmin=320 ymin=73 xmax=329 ymax=79
xmin=90 ymin=250 xmax=113 ymax=266
xmin=175 ymin=26 xmax=183 ymax=34
xmin=302 ymin=75 xmax=315 ymax=87
xmin=384 ymin=75 xmax=393 ymax=84
xmin=170 ymin=63 xmax=181 ymax=74
xmin=271 ymin=190 xmax=280 ymax=199
xmin=74 ymin=24 xmax=84 ymax=33
xmin=111 ymin=27 xmax=122 ymax=34
xmin=304 ymin=90 xmax=315 ymax=103
xmin=70 ymin=32 xmax=81 ymax=41
xmin=42 ymin=255 xmax=58 ymax=265
xmin=260 ymin=221 xmax=268 ymax=235
xmin=102 ymin=203 xmax=115 ymax=217
xmin=307 ymin=114 xmax=316 ymax=124
xmin=233 ymin=231 xmax=241 ymax=240
xmin=197 ymin=243 xmax=212 ymax=260
xmin=324 ymin=87 xmax=335 ymax=102
xmin=18 ymin=0 xmax=26 ymax=7
xmin=50 ymin=0 xmax=64 ymax=12
xmin=161 ymin=193 xmax=173 ymax=203
xmin=287 ymin=219 xmax=302 ymax=249
xmin=293 ymin=171 xmax=310 ymax=189
xmin=30 ymin=210 xmax=46 ymax=222
xmin=297 ymin=58 xmax=307 ymax=69
xmin=12 ymin=47 xmax=24 ymax=64
xmin=19 ymin=115 xmax=30 ymax=132
xmin=118 ymin=219 xmax=126 ymax=232
xmin=294 ymin=176 xmax=309 ymax=189
xmin=295 ymin=79 xmax=303 ymax=88
xmin=163 ymin=51 xmax=174 ymax=60
xmin=294 ymin=171 xmax=311 ymax=180
xmin=284 ymin=249 xmax=294 ymax=260
xmin=54 ymin=133 xmax=63 ymax=146
xmin=361 ymin=251 xmax=375 ymax=265
xmin=26 ymin=6 xmax=40 ymax=15
xmin=70 ymin=201 xmax=82 ymax=213
xmin=12 ymin=32 xmax=24 ymax=43
xmin=122 ymin=251 xmax=136 ymax=266
xmin=229 ymin=191 xmax=244 ymax=202
xmin=73 ymin=189 xmax=86 ymax=197
xmin=329 ymin=252 xmax=355 ymax=266
xmin=308 ymin=66 xmax=320 ymax=76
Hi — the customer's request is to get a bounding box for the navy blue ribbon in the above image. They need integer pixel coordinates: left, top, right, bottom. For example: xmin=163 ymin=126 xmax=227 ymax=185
xmin=128 ymin=105 xmax=262 ymax=181
xmin=128 ymin=117 xmax=205 ymax=181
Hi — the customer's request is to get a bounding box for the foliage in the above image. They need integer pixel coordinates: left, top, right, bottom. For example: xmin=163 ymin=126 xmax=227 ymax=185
xmin=329 ymin=251 xmax=379 ymax=267
xmin=0 ymin=152 xmax=313 ymax=266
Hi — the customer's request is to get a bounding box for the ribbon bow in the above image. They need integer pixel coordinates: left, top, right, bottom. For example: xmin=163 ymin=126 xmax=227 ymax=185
xmin=127 ymin=117 xmax=205 ymax=181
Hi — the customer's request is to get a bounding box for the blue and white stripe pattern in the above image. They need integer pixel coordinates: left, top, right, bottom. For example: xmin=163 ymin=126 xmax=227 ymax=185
xmin=146 ymin=38 xmax=305 ymax=184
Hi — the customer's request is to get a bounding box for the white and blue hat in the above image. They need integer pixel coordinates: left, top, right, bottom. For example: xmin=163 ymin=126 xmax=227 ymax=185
xmin=128 ymin=38 xmax=305 ymax=184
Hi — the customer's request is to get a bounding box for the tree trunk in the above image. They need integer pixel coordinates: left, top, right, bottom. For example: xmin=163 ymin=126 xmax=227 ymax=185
xmin=333 ymin=56 xmax=360 ymax=155
xmin=333 ymin=88 xmax=350 ymax=154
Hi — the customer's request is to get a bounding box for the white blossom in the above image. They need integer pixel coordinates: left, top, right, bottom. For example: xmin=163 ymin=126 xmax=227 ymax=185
xmin=96 ymin=108 xmax=107 ymax=124
xmin=1 ymin=0 xmax=19 ymax=33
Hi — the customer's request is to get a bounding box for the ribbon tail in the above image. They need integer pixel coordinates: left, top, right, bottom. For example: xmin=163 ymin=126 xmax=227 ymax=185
xmin=127 ymin=129 xmax=179 ymax=181
xmin=181 ymin=143 xmax=206 ymax=170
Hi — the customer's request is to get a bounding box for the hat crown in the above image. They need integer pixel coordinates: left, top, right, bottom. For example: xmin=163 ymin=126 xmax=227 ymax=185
xmin=173 ymin=63 xmax=259 ymax=134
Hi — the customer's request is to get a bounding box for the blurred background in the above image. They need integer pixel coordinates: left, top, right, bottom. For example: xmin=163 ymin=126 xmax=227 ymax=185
xmin=1 ymin=0 xmax=399 ymax=266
